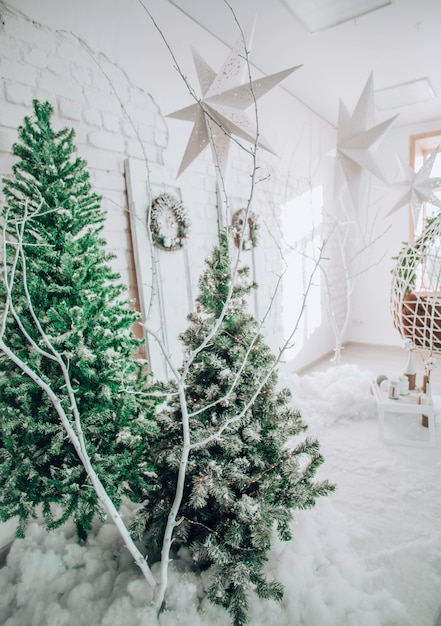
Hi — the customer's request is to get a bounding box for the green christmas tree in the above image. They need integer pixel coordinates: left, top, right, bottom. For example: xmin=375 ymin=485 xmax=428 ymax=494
xmin=0 ymin=100 xmax=157 ymax=540
xmin=138 ymin=232 xmax=335 ymax=626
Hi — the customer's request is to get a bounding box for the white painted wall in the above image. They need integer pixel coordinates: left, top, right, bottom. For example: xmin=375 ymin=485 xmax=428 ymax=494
xmin=0 ymin=0 xmax=339 ymax=368
xmin=345 ymin=118 xmax=441 ymax=348
xmin=0 ymin=1 xmax=439 ymax=371
xmin=0 ymin=2 xmax=437 ymax=376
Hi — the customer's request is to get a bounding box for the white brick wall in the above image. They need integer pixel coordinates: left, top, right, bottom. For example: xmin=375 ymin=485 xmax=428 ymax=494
xmin=0 ymin=2 xmax=340 ymax=370
xmin=0 ymin=6 xmax=166 ymax=297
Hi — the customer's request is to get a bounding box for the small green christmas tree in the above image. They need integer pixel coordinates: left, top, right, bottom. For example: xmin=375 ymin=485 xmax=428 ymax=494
xmin=139 ymin=232 xmax=334 ymax=626
xmin=0 ymin=100 xmax=157 ymax=540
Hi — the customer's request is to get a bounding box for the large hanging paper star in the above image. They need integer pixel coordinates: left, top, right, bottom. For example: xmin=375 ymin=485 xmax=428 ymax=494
xmin=167 ymin=22 xmax=301 ymax=178
xmin=336 ymin=73 xmax=398 ymax=207
xmin=387 ymin=146 xmax=441 ymax=225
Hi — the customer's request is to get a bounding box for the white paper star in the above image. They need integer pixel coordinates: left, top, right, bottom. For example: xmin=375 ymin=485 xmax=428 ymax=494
xmin=167 ymin=22 xmax=301 ymax=178
xmin=387 ymin=146 xmax=441 ymax=225
xmin=336 ymin=73 xmax=398 ymax=207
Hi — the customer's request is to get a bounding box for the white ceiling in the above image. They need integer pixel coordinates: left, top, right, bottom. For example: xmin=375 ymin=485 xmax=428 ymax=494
xmin=168 ymin=0 xmax=441 ymax=130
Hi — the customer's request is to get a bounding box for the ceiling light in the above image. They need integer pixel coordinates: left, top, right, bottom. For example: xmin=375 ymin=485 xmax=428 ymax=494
xmin=283 ymin=0 xmax=393 ymax=33
xmin=375 ymin=78 xmax=435 ymax=110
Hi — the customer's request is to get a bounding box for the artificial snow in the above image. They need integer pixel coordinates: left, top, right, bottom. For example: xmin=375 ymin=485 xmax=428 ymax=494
xmin=1 ymin=364 xmax=441 ymax=625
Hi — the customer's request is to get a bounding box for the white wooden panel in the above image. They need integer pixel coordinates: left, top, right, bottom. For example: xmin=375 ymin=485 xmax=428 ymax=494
xmin=124 ymin=158 xmax=192 ymax=380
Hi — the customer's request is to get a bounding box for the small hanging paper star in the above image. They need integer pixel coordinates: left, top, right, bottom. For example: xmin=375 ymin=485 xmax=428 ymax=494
xmin=387 ymin=146 xmax=441 ymax=225
xmin=167 ymin=21 xmax=301 ymax=178
xmin=336 ymin=73 xmax=398 ymax=207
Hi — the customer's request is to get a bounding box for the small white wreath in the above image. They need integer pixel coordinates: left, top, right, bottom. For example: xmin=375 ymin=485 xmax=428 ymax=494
xmin=149 ymin=193 xmax=190 ymax=251
xmin=231 ymin=208 xmax=259 ymax=250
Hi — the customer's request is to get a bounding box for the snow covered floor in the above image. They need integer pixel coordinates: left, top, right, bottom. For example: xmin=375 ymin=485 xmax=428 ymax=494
xmin=1 ymin=364 xmax=441 ymax=626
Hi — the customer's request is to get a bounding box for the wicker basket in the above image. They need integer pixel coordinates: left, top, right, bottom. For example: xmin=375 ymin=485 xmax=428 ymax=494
xmin=391 ymin=214 xmax=441 ymax=353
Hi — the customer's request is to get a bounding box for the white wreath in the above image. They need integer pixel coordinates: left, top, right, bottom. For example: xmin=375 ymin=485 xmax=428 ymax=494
xmin=149 ymin=193 xmax=190 ymax=251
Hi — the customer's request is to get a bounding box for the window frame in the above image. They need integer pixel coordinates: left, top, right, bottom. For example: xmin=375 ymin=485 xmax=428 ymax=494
xmin=409 ymin=130 xmax=441 ymax=240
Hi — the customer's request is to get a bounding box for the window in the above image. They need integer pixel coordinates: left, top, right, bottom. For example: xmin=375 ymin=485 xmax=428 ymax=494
xmin=403 ymin=132 xmax=441 ymax=296
xmin=410 ymin=131 xmax=441 ymax=239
